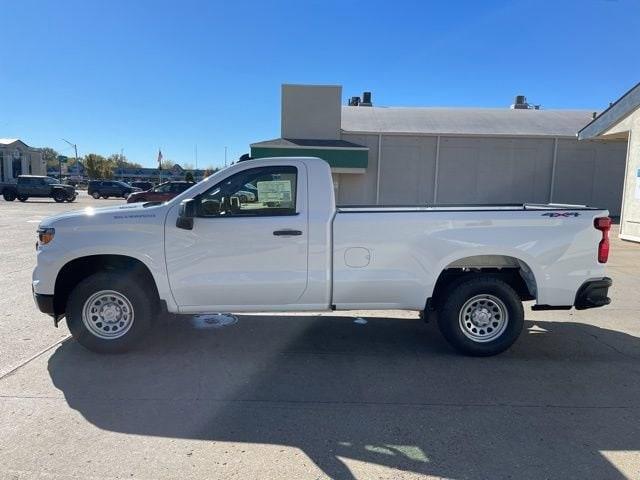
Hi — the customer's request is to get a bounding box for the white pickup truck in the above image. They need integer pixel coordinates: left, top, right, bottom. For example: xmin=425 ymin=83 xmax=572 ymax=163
xmin=32 ymin=157 xmax=612 ymax=356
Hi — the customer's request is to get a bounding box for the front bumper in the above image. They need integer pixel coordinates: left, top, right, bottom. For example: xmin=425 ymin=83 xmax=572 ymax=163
xmin=33 ymin=289 xmax=55 ymax=316
xmin=574 ymin=277 xmax=612 ymax=310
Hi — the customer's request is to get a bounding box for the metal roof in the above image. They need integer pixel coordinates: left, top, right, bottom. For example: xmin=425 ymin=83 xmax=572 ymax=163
xmin=341 ymin=106 xmax=595 ymax=138
xmin=578 ymin=81 xmax=640 ymax=140
xmin=251 ymin=138 xmax=367 ymax=149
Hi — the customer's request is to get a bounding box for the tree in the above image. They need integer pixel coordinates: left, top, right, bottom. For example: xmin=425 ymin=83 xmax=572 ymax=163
xmin=108 ymin=153 xmax=142 ymax=170
xmin=160 ymin=159 xmax=174 ymax=170
xmin=42 ymin=147 xmax=60 ymax=169
xmin=84 ymin=153 xmax=113 ymax=179
xmin=184 ymin=171 xmax=195 ymax=182
xmin=203 ymin=165 xmax=220 ymax=177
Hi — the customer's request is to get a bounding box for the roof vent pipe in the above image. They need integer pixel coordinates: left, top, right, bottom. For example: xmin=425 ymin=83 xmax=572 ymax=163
xmin=361 ymin=91 xmax=372 ymax=106
xmin=512 ymin=95 xmax=528 ymax=109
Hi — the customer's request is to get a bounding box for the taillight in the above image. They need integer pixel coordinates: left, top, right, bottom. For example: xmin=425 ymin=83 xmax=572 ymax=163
xmin=594 ymin=217 xmax=611 ymax=263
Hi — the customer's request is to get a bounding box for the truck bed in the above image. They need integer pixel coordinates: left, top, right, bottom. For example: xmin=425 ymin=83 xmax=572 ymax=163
xmin=337 ymin=203 xmax=601 ymax=213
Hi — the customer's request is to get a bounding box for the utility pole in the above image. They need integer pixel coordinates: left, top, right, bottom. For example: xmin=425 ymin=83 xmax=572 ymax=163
xmin=62 ymin=138 xmax=79 ymax=176
xmin=120 ymin=148 xmax=124 ymax=180
xmin=224 ymin=146 xmax=228 ymax=167
xmin=194 ymin=144 xmax=198 ymax=179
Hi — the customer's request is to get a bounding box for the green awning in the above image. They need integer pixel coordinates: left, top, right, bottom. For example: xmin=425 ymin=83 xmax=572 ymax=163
xmin=250 ymin=138 xmax=368 ymax=170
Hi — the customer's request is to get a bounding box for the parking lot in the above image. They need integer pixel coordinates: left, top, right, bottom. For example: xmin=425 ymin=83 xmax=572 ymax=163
xmin=1 ymin=194 xmax=639 ymax=480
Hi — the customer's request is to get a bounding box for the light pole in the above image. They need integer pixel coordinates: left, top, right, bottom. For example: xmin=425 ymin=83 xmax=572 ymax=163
xmin=61 ymin=139 xmax=79 ymax=176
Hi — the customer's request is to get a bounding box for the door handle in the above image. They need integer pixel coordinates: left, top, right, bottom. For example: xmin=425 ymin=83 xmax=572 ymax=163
xmin=273 ymin=229 xmax=303 ymax=236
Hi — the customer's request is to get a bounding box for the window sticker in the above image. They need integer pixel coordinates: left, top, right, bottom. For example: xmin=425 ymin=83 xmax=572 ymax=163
xmin=257 ymin=180 xmax=292 ymax=203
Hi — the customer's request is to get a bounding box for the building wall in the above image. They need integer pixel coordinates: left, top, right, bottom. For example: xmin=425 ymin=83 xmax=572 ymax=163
xmin=0 ymin=145 xmax=44 ymax=181
xmin=281 ymin=85 xmax=342 ymax=140
xmin=552 ymin=139 xmax=626 ymax=215
xmin=605 ymin=109 xmax=640 ymax=240
xmin=335 ymin=134 xmax=626 ymax=215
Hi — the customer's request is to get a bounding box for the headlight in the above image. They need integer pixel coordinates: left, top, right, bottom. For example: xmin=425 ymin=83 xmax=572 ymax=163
xmin=38 ymin=227 xmax=55 ymax=246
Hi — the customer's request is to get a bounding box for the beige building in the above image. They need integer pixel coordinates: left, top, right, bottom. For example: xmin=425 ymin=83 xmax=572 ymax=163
xmin=0 ymin=138 xmax=45 ymax=182
xmin=251 ymin=85 xmax=627 ymax=215
xmin=579 ymin=81 xmax=640 ymax=242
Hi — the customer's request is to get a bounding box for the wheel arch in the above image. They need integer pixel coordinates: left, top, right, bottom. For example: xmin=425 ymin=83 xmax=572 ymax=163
xmin=428 ymin=254 xmax=538 ymax=311
xmin=53 ymin=254 xmax=161 ymax=319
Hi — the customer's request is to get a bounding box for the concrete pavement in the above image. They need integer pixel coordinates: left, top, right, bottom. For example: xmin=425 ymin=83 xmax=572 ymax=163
xmin=0 ymin=195 xmax=639 ymax=479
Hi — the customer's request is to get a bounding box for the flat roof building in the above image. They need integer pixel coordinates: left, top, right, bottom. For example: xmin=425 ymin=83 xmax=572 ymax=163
xmin=251 ymin=85 xmax=626 ymax=215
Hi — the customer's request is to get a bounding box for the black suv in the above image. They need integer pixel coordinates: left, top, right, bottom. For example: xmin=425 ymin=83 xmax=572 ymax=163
xmin=131 ymin=181 xmax=154 ymax=191
xmin=1 ymin=176 xmax=76 ymax=202
xmin=88 ymin=180 xmax=141 ymax=199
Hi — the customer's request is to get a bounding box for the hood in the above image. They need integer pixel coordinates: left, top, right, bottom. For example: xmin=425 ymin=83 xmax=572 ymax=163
xmin=39 ymin=202 xmax=165 ymax=228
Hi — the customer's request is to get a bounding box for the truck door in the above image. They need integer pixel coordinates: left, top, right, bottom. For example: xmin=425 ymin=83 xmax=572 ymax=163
xmin=164 ymin=164 xmax=308 ymax=310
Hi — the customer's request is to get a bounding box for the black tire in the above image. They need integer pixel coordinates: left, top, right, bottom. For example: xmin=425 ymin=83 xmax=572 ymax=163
xmin=53 ymin=191 xmax=66 ymax=202
xmin=3 ymin=190 xmax=16 ymax=201
xmin=66 ymin=272 xmax=154 ymax=353
xmin=437 ymin=277 xmax=524 ymax=356
xmin=91 ymin=191 xmax=101 ymax=199
xmin=18 ymin=195 xmax=28 ymax=202
xmin=66 ymin=195 xmax=76 ymax=202
xmin=102 ymin=195 xmax=109 ymax=199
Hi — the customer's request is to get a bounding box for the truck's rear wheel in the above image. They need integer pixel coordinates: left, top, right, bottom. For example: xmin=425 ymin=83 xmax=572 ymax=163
xmin=66 ymin=272 xmax=153 ymax=353
xmin=437 ymin=277 xmax=524 ymax=356
xmin=3 ymin=191 xmax=16 ymax=201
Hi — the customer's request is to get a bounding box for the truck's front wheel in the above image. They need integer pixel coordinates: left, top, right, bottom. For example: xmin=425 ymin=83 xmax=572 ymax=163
xmin=437 ymin=277 xmax=524 ymax=356
xmin=66 ymin=272 xmax=153 ymax=353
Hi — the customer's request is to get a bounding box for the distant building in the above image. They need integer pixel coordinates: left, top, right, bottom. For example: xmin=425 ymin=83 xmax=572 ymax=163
xmin=47 ymin=162 xmax=208 ymax=183
xmin=251 ymin=85 xmax=626 ymax=215
xmin=112 ymin=163 xmax=207 ymax=183
xmin=0 ymin=139 xmax=46 ymax=181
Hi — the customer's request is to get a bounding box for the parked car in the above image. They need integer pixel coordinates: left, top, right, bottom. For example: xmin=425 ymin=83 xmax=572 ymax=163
xmin=88 ymin=180 xmax=140 ymax=199
xmin=131 ymin=181 xmax=154 ymax=191
xmin=1 ymin=175 xmax=76 ymax=202
xmin=33 ymin=157 xmax=612 ymax=356
xmin=126 ymin=181 xmax=194 ymax=203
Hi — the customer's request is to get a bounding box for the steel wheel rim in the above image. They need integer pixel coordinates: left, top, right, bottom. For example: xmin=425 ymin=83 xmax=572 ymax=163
xmin=82 ymin=290 xmax=134 ymax=340
xmin=458 ymin=294 xmax=508 ymax=343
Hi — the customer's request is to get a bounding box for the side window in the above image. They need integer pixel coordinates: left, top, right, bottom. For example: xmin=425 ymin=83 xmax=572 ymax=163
xmin=199 ymin=166 xmax=297 ymax=217
xmin=155 ymin=183 xmax=172 ymax=193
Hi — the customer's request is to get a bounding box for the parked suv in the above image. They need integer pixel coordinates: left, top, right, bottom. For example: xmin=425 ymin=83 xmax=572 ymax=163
xmin=88 ymin=180 xmax=140 ymax=199
xmin=126 ymin=181 xmax=194 ymax=203
xmin=131 ymin=181 xmax=154 ymax=191
xmin=1 ymin=175 xmax=76 ymax=202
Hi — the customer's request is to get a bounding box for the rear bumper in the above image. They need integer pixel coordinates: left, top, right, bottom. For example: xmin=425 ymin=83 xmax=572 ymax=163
xmin=531 ymin=277 xmax=612 ymax=311
xmin=574 ymin=277 xmax=612 ymax=310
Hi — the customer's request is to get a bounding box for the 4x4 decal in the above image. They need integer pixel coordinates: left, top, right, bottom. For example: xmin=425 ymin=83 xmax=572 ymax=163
xmin=542 ymin=212 xmax=580 ymax=218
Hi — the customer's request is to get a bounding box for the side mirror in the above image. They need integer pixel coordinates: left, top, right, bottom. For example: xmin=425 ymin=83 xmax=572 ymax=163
xmin=176 ymin=198 xmax=196 ymax=230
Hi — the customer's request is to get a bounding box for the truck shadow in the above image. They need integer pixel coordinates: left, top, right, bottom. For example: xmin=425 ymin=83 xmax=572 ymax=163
xmin=48 ymin=315 xmax=640 ymax=479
